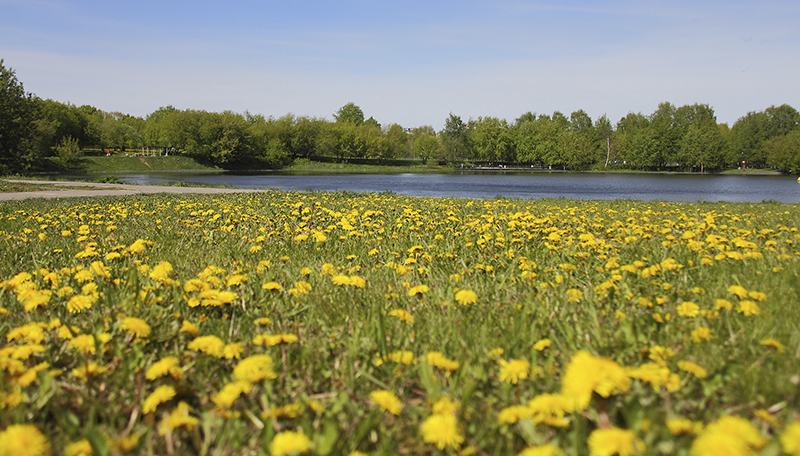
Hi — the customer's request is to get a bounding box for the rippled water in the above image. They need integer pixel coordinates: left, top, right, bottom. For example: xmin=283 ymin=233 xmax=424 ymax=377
xmin=61 ymin=172 xmax=800 ymax=203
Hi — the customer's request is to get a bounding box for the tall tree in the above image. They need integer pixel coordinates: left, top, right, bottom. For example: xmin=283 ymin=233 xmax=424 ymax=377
xmin=593 ymin=115 xmax=613 ymax=167
xmin=0 ymin=59 xmax=37 ymax=173
xmin=334 ymin=102 xmax=365 ymax=126
xmin=471 ymin=117 xmax=514 ymax=163
xmin=383 ymin=123 xmax=408 ymax=159
xmin=441 ymin=113 xmax=469 ymax=162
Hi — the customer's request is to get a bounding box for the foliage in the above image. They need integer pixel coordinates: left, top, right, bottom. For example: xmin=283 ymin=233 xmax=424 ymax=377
xmin=333 ymin=102 xmax=365 ymax=126
xmin=0 ymin=59 xmax=38 ymax=174
xmin=0 ymin=191 xmax=799 ymax=454
xmin=55 ymin=136 xmax=81 ymax=164
xmin=3 ymin=58 xmax=800 ymax=173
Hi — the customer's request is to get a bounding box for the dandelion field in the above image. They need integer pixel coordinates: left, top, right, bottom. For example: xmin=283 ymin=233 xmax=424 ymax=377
xmin=1 ymin=190 xmax=799 ymax=456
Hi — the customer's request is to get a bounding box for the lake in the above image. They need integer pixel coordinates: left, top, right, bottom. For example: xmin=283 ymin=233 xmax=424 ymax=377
xmin=60 ymin=171 xmax=800 ymax=203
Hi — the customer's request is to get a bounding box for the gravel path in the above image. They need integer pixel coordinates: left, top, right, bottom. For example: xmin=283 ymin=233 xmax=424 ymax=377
xmin=0 ymin=179 xmax=267 ymax=201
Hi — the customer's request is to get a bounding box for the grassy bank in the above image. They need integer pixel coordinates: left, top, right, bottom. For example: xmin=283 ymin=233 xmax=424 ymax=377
xmin=1 ymin=192 xmax=799 ymax=455
xmin=35 ymin=155 xmax=222 ymax=173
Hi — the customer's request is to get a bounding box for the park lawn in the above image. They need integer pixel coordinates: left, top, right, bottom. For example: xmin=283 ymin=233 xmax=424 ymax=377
xmin=0 ymin=191 xmax=799 ymax=455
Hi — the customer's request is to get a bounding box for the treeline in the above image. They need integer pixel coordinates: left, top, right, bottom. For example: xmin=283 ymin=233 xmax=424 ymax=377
xmin=3 ymin=59 xmax=800 ymax=174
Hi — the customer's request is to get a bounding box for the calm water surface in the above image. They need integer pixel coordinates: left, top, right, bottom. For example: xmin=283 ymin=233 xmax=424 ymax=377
xmin=66 ymin=172 xmax=800 ymax=203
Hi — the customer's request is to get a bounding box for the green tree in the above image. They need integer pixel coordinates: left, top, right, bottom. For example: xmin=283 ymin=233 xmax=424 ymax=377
xmin=55 ymin=135 xmax=81 ymax=164
xmin=413 ymin=133 xmax=439 ymax=162
xmin=730 ymin=104 xmax=798 ymax=169
xmin=593 ymin=115 xmax=613 ymax=167
xmin=472 ymin=117 xmax=514 ymax=163
xmin=0 ymin=59 xmax=37 ymax=173
xmin=764 ymin=130 xmax=800 ymax=173
xmin=678 ymin=124 xmax=724 ymax=172
xmin=383 ymin=123 xmax=408 ymax=159
xmin=334 ymin=102 xmax=364 ymax=126
xmin=441 ymin=113 xmax=470 ymax=162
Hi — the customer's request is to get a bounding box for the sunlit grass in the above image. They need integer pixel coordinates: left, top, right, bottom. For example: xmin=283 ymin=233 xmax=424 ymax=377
xmin=0 ymin=192 xmax=798 ymax=455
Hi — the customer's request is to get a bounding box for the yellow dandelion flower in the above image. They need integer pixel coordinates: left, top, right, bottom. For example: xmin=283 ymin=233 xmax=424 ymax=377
xmin=270 ymin=431 xmax=312 ymax=456
xmin=727 ymin=285 xmax=748 ymax=299
xmin=120 ymin=317 xmax=151 ymax=338
xmin=384 ymin=350 xmax=415 ymax=365
xmin=527 ymin=393 xmax=572 ymax=428
xmin=628 ymin=363 xmax=672 ymax=390
xmin=349 ymin=275 xmax=366 ymax=288
xmin=676 ymin=301 xmax=700 ymax=317
xmin=145 ymin=357 xmax=182 ymax=381
xmin=408 ymin=284 xmax=430 ymax=296
xmin=90 ymin=261 xmax=110 ymax=279
xmin=748 ymin=290 xmax=766 ymax=301
xmin=561 ymin=351 xmax=630 ymax=411
xmin=233 ymin=354 xmax=277 ymax=383
xmin=715 ymin=299 xmax=733 ymax=310
xmin=65 ymin=294 xmax=95 ymax=313
xmin=7 ymin=323 xmax=46 ymax=344
xmin=143 ymin=385 xmax=176 ymax=414
xmin=73 ymin=270 xmax=94 ymax=283
xmin=262 ymin=281 xmax=283 ymax=290
xmin=253 ymin=333 xmax=297 ymax=346
xmin=587 ymin=427 xmax=644 ymax=456
xmin=187 ymin=335 xmax=225 ymax=358
xmin=667 ymin=417 xmax=703 ymax=436
xmin=388 ymin=309 xmax=414 ymax=324
xmin=159 ymin=401 xmax=199 ymax=435
xmin=518 ymin=445 xmax=565 ymax=456
xmin=71 ymin=362 xmax=107 ymax=379
xmin=760 ymin=338 xmax=786 ymax=353
xmin=68 ymin=334 xmax=96 ymax=354
xmin=432 ymin=396 xmax=458 ymax=416
xmin=498 ymin=405 xmax=534 ymax=424
xmin=10 ymin=344 xmax=45 ymax=360
xmin=781 ymin=422 xmax=800 ymax=456
xmin=426 ymin=351 xmax=460 ymax=371
xmin=420 ymin=414 xmax=463 ymax=450
xmin=454 ymin=289 xmax=478 ymax=305
xmin=737 ymin=300 xmax=760 ymax=316
xmin=0 ymin=424 xmax=51 ymax=456
xmin=754 ymin=409 xmax=774 ymax=424
xmin=498 ymin=358 xmax=531 ymax=384
xmin=127 ymin=239 xmax=148 ymax=254
xmin=211 ymin=381 xmax=253 ymax=408
xmin=369 ymin=390 xmax=402 ymax=415
xmin=179 ymin=320 xmax=200 ymax=336
xmin=17 ymin=289 xmax=51 ymax=312
xmin=264 ymin=403 xmax=303 ymax=419
xmin=533 ymin=338 xmax=552 ymax=351
xmin=64 ymin=439 xmax=92 ymax=456
xmin=226 ymin=274 xmax=247 ymax=287
xmin=691 ymin=415 xmax=766 ymax=456
xmin=223 ymin=343 xmax=243 ymax=359
xmin=691 ymin=327 xmax=712 ymax=343
xmin=677 ymin=360 xmax=708 ymax=379
xmin=331 ymin=275 xmax=351 ymax=286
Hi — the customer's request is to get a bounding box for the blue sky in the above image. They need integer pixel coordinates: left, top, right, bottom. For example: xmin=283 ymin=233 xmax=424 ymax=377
xmin=2 ymin=0 xmax=799 ymax=130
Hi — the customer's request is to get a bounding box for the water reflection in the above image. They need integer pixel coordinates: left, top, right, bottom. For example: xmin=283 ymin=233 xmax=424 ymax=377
xmin=54 ymin=172 xmax=800 ymax=203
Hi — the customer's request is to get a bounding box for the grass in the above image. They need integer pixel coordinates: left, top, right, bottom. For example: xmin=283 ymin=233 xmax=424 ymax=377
xmin=0 ymin=180 xmax=110 ymax=193
xmin=35 ymin=154 xmax=222 ymax=173
xmin=0 ymin=191 xmax=798 ymax=455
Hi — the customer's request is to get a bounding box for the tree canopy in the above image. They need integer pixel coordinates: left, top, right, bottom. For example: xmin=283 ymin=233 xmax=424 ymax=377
xmin=2 ymin=58 xmax=800 ymax=174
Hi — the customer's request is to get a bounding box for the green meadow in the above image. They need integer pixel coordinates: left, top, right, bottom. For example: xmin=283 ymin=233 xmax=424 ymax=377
xmin=1 ymin=191 xmax=799 ymax=456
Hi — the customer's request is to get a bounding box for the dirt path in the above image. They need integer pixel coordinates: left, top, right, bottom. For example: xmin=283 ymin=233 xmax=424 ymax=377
xmin=0 ymin=179 xmax=268 ymax=201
